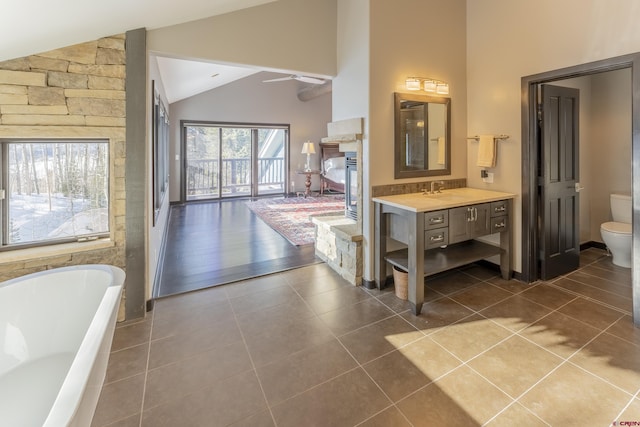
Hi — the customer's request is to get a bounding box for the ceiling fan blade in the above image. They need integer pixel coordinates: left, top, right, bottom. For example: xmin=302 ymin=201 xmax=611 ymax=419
xmin=262 ymin=76 xmax=294 ymax=83
xmin=294 ymin=75 xmax=325 ymax=84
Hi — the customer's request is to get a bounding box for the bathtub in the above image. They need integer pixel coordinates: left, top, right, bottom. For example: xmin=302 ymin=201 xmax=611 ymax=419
xmin=0 ymin=264 xmax=125 ymax=427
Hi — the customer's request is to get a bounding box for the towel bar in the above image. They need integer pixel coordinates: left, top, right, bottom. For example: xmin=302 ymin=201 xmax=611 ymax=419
xmin=467 ymin=135 xmax=509 ymax=141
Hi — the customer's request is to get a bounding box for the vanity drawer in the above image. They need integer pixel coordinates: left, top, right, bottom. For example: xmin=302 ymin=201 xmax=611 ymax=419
xmin=491 ymin=216 xmax=509 ymax=233
xmin=425 ymin=228 xmax=448 ymax=250
xmin=491 ymin=200 xmax=509 ymax=217
xmin=424 ymin=210 xmax=448 ymax=230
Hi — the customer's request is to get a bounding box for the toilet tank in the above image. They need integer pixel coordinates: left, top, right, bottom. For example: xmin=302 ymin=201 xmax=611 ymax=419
xmin=611 ymin=194 xmax=632 ymax=224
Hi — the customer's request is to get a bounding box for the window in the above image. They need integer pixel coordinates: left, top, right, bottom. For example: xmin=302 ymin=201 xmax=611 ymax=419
xmin=1 ymin=140 xmax=109 ymax=248
xmin=183 ymin=122 xmax=289 ymax=200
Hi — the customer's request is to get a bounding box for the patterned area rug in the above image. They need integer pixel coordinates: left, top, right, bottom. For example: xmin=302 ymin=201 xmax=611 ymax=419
xmin=245 ymin=195 xmax=345 ymax=246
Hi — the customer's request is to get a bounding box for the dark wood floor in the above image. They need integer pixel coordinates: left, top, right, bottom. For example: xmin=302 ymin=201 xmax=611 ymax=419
xmin=155 ymin=198 xmax=320 ymax=298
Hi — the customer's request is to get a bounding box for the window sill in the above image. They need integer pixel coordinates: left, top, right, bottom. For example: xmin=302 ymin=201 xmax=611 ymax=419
xmin=0 ymin=239 xmax=115 ymax=265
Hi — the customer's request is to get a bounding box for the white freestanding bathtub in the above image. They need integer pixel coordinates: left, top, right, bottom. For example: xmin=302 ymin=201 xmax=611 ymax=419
xmin=0 ymin=264 xmax=125 ymax=427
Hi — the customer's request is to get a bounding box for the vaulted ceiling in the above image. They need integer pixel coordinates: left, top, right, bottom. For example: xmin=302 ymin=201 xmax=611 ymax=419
xmin=1 ymin=0 xmax=277 ymax=62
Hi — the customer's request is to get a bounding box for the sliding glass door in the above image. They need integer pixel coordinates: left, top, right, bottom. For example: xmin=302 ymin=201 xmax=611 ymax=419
xmin=184 ymin=123 xmax=288 ymax=201
xmin=256 ymin=128 xmax=286 ymax=196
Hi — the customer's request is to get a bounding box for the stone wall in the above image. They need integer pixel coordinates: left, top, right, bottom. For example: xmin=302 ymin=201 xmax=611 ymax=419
xmin=0 ymin=36 xmax=127 ymax=285
xmin=313 ymin=215 xmax=363 ymax=285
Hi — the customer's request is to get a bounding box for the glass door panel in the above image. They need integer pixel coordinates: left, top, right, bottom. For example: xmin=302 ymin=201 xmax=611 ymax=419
xmin=185 ymin=126 xmax=220 ymax=201
xmin=221 ymin=128 xmax=251 ymax=198
xmin=256 ymin=128 xmax=286 ymax=196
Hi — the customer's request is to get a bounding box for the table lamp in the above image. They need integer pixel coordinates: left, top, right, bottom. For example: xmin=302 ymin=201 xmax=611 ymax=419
xmin=301 ymin=141 xmax=316 ymax=172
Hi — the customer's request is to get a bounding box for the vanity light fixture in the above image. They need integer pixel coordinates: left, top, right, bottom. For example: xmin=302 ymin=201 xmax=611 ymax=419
xmin=423 ymin=80 xmax=437 ymax=92
xmin=405 ymin=77 xmax=421 ymax=91
xmin=405 ymin=77 xmax=450 ymax=95
xmin=436 ymin=82 xmax=450 ymax=95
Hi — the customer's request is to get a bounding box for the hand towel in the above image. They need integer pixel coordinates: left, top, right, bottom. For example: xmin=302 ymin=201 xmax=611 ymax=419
xmin=437 ymin=136 xmax=446 ymax=165
xmin=477 ymin=135 xmax=497 ymax=167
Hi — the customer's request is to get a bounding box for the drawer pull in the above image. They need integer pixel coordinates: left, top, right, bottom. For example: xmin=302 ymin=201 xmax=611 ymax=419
xmin=429 ymin=217 xmax=444 ymax=224
xmin=494 ymin=222 xmax=505 ymax=228
xmin=494 ymin=206 xmax=506 ymax=213
xmin=430 ymin=235 xmax=445 ymax=242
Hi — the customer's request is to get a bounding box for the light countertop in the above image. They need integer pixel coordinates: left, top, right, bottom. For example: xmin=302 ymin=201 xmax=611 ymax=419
xmin=373 ymin=187 xmax=516 ymax=213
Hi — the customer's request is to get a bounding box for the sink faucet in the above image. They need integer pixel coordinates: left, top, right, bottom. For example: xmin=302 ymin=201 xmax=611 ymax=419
xmin=430 ymin=180 xmax=445 ymax=193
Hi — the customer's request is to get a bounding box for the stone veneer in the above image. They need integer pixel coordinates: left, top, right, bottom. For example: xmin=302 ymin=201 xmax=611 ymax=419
xmin=0 ymin=36 xmax=127 ymax=316
xmin=313 ymin=215 xmax=363 ymax=285
xmin=313 ymin=118 xmax=364 ymax=285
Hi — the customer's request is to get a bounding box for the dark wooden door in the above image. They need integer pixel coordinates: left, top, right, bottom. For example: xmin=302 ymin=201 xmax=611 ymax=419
xmin=539 ymin=84 xmax=580 ymax=280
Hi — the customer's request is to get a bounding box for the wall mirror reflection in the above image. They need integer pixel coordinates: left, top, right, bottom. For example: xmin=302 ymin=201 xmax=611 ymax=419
xmin=394 ymin=92 xmax=451 ymax=178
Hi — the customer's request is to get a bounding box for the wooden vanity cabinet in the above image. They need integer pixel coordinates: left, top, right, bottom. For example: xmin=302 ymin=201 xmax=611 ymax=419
xmin=374 ymin=192 xmax=514 ymax=316
xmin=448 ymin=203 xmax=491 ymax=244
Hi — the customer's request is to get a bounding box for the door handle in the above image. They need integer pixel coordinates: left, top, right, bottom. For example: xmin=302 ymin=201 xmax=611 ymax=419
xmin=575 ymin=182 xmax=585 ymax=192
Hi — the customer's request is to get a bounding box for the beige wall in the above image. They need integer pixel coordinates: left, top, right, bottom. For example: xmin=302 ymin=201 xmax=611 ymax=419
xmin=589 ymin=69 xmax=632 ymax=240
xmin=467 ymin=0 xmax=640 ymax=272
xmin=354 ymin=0 xmax=467 ymax=281
xmin=168 ymin=71 xmax=332 ymax=199
xmin=550 ymin=69 xmax=632 ymax=245
xmin=147 ymin=0 xmax=337 ymax=78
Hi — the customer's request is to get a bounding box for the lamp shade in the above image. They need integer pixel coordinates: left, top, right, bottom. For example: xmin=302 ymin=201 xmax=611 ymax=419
xmin=301 ymin=141 xmax=316 ymax=154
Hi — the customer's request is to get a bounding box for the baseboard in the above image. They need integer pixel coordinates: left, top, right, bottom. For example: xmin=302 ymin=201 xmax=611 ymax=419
xmin=362 ymin=278 xmax=377 ymax=289
xmin=150 ymin=208 xmax=171 ymax=305
xmin=580 ymin=240 xmax=606 ymax=251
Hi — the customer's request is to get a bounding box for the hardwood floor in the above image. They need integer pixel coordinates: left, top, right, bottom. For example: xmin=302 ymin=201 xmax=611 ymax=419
xmin=155 ymin=198 xmax=320 ymax=298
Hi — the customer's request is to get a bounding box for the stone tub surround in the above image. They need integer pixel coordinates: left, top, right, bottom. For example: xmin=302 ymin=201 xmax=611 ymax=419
xmin=0 ymin=35 xmax=127 ymax=317
xmin=313 ymin=215 xmax=363 ymax=285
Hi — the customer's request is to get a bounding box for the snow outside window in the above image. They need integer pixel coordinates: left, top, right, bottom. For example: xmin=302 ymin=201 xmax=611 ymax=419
xmin=3 ymin=140 xmax=109 ymax=247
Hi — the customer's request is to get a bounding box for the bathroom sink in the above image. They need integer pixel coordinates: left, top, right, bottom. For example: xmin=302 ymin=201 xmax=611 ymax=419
xmin=422 ymin=193 xmax=465 ymax=202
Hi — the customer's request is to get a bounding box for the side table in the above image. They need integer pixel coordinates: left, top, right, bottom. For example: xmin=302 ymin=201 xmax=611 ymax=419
xmin=296 ymin=170 xmax=321 ymax=197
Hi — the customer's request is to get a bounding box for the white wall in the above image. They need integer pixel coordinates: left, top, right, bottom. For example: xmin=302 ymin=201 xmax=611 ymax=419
xmin=467 ymin=0 xmax=640 ymax=272
xmin=148 ymin=55 xmax=172 ymax=299
xmin=147 ymin=0 xmax=337 ymax=78
xmin=169 ymin=71 xmax=332 ymax=200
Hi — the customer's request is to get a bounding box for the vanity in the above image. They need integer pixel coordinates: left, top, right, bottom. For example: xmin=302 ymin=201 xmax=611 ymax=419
xmin=373 ymin=187 xmax=516 ymax=315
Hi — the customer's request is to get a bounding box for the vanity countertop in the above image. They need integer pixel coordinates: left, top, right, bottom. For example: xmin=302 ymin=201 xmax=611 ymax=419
xmin=373 ymin=187 xmax=516 ymax=213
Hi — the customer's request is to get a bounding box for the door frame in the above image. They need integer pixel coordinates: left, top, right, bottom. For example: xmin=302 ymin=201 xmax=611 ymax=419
xmin=521 ymin=52 xmax=640 ymax=325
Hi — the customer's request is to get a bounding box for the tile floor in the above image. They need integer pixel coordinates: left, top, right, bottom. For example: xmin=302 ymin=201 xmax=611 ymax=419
xmin=92 ymin=248 xmax=640 ymax=426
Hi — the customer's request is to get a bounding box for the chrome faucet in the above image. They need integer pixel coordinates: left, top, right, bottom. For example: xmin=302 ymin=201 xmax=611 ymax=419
xmin=430 ymin=180 xmax=445 ymax=193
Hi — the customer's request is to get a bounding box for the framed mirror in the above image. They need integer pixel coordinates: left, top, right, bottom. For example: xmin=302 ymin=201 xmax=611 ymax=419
xmin=394 ymin=92 xmax=451 ymax=178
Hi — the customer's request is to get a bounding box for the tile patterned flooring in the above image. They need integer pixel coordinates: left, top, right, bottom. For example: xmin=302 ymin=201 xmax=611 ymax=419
xmin=92 ymin=248 xmax=640 ymax=426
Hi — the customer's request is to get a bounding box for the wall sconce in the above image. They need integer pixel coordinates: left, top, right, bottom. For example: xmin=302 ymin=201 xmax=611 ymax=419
xmin=301 ymin=141 xmax=316 ymax=171
xmin=405 ymin=77 xmax=450 ymax=95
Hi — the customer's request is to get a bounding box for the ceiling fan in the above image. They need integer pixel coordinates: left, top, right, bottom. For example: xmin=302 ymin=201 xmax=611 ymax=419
xmin=262 ymin=74 xmax=326 ymax=85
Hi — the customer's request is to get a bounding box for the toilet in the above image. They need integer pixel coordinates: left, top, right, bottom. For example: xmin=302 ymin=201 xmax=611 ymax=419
xmin=600 ymin=194 xmax=632 ymax=268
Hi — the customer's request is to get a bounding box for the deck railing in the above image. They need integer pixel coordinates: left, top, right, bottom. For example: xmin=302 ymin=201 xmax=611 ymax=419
xmin=187 ymin=157 xmax=284 ymax=196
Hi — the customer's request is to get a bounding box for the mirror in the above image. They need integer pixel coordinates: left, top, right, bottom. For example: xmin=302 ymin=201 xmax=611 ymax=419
xmin=394 ymin=92 xmax=451 ymax=178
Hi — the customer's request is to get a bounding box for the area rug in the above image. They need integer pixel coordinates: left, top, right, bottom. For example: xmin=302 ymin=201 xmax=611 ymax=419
xmin=245 ymin=195 xmax=345 ymax=246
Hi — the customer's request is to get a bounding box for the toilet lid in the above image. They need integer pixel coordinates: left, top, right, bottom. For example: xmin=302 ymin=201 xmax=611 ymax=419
xmin=601 ymin=221 xmax=632 ymax=234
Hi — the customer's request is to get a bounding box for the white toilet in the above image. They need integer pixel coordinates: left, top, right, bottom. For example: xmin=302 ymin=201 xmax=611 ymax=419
xmin=600 ymin=193 xmax=632 ymax=268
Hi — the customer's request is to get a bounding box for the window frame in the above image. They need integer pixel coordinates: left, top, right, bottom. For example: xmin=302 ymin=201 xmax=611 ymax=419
xmin=0 ymin=138 xmax=111 ymax=251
